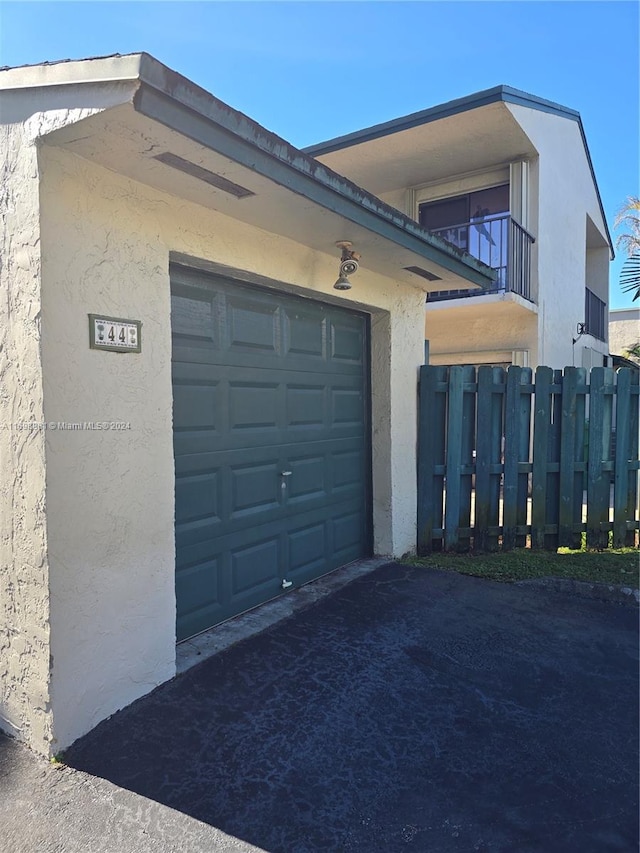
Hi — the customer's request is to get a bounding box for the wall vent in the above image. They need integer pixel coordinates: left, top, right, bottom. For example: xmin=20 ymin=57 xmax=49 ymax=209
xmin=154 ymin=152 xmax=255 ymax=199
xmin=404 ymin=266 xmax=443 ymax=282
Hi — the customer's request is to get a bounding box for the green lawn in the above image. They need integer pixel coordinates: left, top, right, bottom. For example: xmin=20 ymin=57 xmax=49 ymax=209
xmin=407 ymin=547 xmax=639 ymax=587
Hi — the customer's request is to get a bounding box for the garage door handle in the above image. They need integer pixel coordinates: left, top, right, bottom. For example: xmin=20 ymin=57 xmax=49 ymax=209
xmin=280 ymin=471 xmax=292 ymax=477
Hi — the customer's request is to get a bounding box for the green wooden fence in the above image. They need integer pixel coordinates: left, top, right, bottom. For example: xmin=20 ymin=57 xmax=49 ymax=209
xmin=417 ymin=365 xmax=640 ymax=553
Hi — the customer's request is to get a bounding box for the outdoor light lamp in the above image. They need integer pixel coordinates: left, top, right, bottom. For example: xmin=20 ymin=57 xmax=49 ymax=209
xmin=334 ymin=241 xmax=360 ymax=290
xmin=333 ymin=273 xmax=352 ymax=291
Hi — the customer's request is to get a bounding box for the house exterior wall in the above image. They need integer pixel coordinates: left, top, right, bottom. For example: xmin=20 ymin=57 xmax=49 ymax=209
xmin=425 ymin=297 xmax=538 ymax=367
xmin=0 ymin=87 xmax=134 ymax=753
xmin=0 ymin=114 xmax=51 ymax=751
xmin=27 ymin=142 xmax=426 ymax=755
xmin=506 ymin=104 xmax=610 ymax=368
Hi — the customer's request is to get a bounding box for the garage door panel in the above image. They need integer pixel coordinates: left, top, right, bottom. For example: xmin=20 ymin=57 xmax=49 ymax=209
xmin=285 ymin=310 xmax=326 ymax=359
xmin=331 ymin=387 xmax=365 ymax=427
xmin=330 ymin=319 xmax=364 ymax=364
xmin=175 ymin=555 xmax=224 ymax=641
xmin=287 ymin=522 xmax=326 ymax=575
xmin=172 ymin=381 xmax=219 ymax=430
xmin=228 ymin=382 xmax=280 ymax=431
xmin=286 ymin=454 xmax=326 ymax=503
xmin=333 ymin=511 xmax=367 ymax=559
xmin=171 ymin=292 xmax=215 ymax=341
xmin=227 ymin=296 xmax=279 ymax=355
xmin=332 ymin=448 xmax=365 ymax=493
xmin=230 ymin=461 xmax=281 ymax=518
xmin=175 ymin=517 xmax=224 ymax=553
xmin=173 ymin=269 xmax=370 ymax=639
xmin=175 ymin=470 xmax=221 ymax=525
xmin=230 ymin=536 xmax=281 ymax=595
xmin=285 ymin=385 xmax=326 ymax=428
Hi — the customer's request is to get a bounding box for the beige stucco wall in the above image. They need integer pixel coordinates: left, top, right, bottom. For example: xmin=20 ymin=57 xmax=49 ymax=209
xmin=507 ymin=104 xmax=610 ymax=368
xmin=426 ymin=295 xmax=539 ymax=368
xmin=0 ymin=112 xmax=52 ymax=751
xmin=29 ymin=139 xmax=426 ymax=754
xmin=609 ymin=309 xmax=640 ymax=359
xmin=0 ymin=86 xmax=136 ymax=753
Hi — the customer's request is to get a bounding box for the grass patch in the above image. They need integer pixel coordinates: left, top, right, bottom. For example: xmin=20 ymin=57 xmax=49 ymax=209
xmin=407 ymin=548 xmax=639 ymax=586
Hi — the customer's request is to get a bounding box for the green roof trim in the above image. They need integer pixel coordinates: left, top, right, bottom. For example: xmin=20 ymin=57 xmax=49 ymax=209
xmin=133 ymin=55 xmax=496 ymax=286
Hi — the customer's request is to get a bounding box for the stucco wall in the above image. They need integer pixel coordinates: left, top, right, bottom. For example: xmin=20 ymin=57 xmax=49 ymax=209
xmin=0 ymin=115 xmax=52 ymax=751
xmin=426 ymin=297 xmax=539 ymax=367
xmin=0 ymin=88 xmax=133 ymax=754
xmin=36 ymin=143 xmax=425 ymax=752
xmin=609 ymin=309 xmax=640 ymax=358
xmin=507 ymin=105 xmax=610 ymax=368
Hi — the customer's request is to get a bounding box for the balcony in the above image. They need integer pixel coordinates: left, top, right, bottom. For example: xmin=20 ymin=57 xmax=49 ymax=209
xmin=426 ymin=214 xmax=535 ymax=303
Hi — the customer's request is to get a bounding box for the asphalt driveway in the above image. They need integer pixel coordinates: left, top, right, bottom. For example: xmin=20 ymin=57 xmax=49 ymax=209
xmin=58 ymin=563 xmax=639 ymax=852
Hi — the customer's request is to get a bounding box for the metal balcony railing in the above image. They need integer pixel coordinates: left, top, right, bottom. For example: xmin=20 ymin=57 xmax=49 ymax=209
xmin=426 ymin=214 xmax=535 ymax=303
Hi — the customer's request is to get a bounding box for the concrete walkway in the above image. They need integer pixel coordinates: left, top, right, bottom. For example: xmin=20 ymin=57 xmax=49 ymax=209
xmin=2 ymin=564 xmax=638 ymax=852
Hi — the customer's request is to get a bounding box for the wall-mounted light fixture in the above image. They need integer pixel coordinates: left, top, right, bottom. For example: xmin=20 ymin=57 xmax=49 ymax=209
xmin=572 ymin=322 xmax=587 ymax=345
xmin=334 ymin=241 xmax=361 ymax=290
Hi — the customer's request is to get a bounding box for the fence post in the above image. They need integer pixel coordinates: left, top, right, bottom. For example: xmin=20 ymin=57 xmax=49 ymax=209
xmin=417 ymin=365 xmax=447 ymax=554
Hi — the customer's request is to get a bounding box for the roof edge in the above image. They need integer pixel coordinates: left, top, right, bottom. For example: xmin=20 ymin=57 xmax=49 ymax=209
xmin=303 ymin=85 xmax=580 ymax=156
xmin=0 ymin=53 xmax=496 ymax=285
xmin=0 ymin=53 xmax=145 ymax=90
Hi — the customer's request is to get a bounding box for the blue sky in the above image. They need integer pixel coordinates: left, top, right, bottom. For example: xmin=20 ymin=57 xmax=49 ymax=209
xmin=1 ymin=1 xmax=638 ymax=308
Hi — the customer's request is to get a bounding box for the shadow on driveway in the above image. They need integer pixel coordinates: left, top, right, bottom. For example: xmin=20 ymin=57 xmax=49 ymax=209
xmin=66 ymin=564 xmax=639 ymax=853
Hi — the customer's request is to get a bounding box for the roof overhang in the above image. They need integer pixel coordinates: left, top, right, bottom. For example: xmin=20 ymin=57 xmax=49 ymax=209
xmin=305 ymin=85 xmax=614 ymax=258
xmin=1 ymin=54 xmax=496 ymax=292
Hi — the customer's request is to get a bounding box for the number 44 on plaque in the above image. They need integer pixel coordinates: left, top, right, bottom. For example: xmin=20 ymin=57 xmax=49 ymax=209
xmin=89 ymin=315 xmax=142 ymax=353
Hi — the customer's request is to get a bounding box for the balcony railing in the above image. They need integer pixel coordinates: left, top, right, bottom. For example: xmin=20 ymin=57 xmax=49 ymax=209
xmin=426 ymin=214 xmax=535 ymax=303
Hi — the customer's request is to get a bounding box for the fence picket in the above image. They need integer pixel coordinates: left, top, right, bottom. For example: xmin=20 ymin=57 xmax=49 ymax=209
xmin=502 ymin=366 xmax=522 ymax=550
xmin=444 ymin=367 xmax=464 ymax=551
xmin=417 ymin=365 xmax=447 ymax=554
xmin=516 ymin=368 xmax=533 ymax=547
xmin=571 ymin=369 xmax=588 ymax=550
xmin=458 ymin=366 xmax=477 ymax=552
xmin=531 ymin=367 xmax=553 ymax=549
xmin=559 ymin=368 xmax=580 ymax=547
xmin=475 ymin=367 xmax=504 ymax=551
xmin=613 ymin=369 xmax=631 ymax=547
xmin=627 ymin=372 xmax=640 ymax=547
xmin=586 ymin=367 xmax=614 ymax=549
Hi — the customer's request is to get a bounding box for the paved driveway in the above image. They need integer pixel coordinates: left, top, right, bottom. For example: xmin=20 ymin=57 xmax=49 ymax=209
xmin=61 ymin=564 xmax=639 ymax=852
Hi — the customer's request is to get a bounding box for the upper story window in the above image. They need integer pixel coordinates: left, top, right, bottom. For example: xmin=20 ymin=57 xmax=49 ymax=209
xmin=418 ymin=184 xmax=510 ymax=236
xmin=585 ymin=288 xmax=607 ymax=342
xmin=419 ymin=184 xmax=511 ymax=286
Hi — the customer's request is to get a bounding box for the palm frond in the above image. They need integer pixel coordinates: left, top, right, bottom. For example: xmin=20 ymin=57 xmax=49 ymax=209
xmin=614 ymin=196 xmax=640 ymax=254
xmin=620 ymin=254 xmax=640 ymax=301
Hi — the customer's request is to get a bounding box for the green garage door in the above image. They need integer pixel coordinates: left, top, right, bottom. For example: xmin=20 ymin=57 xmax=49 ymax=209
xmin=171 ymin=266 xmax=371 ymax=641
